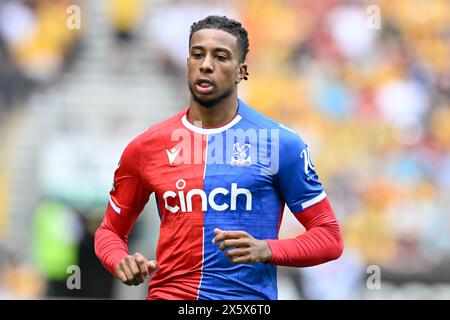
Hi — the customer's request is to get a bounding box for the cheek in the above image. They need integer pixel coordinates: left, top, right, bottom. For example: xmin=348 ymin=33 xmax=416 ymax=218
xmin=221 ymin=67 xmax=239 ymax=83
xmin=187 ymin=60 xmax=196 ymax=73
xmin=187 ymin=65 xmax=196 ymax=81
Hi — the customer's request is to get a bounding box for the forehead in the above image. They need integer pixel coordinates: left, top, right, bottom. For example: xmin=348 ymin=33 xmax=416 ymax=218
xmin=190 ymin=28 xmax=239 ymax=53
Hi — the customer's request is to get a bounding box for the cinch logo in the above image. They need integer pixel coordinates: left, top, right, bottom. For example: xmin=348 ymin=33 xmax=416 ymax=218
xmin=163 ymin=179 xmax=252 ymax=213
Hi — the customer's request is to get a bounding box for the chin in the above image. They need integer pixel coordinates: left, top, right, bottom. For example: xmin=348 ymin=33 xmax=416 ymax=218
xmin=189 ymin=84 xmax=233 ymax=108
xmin=193 ymin=95 xmax=220 ymax=108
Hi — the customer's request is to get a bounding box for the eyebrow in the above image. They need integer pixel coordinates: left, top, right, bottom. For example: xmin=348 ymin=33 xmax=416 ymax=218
xmin=190 ymin=45 xmax=233 ymax=56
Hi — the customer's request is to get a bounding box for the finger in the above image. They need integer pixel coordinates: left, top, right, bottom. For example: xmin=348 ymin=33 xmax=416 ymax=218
xmin=116 ymin=267 xmax=134 ymax=286
xmin=212 ymin=230 xmax=249 ymax=244
xmin=120 ymin=261 xmax=135 ymax=283
xmin=224 ymin=248 xmax=249 ymax=259
xmin=134 ymin=253 xmax=149 ymax=278
xmin=147 ymin=260 xmax=158 ymax=275
xmin=231 ymin=255 xmax=251 ymax=264
xmin=124 ymin=267 xmax=141 ymax=286
xmin=218 ymin=239 xmax=250 ymax=250
xmin=115 ymin=267 xmax=128 ymax=283
xmin=127 ymin=258 xmax=145 ymax=284
xmin=125 ymin=278 xmax=140 ymax=286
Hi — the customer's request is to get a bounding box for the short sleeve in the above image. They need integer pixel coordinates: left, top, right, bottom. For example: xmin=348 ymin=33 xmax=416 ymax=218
xmin=275 ymin=128 xmax=325 ymax=214
xmin=108 ymin=138 xmax=152 ymax=219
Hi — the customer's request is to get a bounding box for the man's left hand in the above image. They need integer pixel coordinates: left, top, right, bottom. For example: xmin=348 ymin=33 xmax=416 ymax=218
xmin=212 ymin=228 xmax=273 ymax=264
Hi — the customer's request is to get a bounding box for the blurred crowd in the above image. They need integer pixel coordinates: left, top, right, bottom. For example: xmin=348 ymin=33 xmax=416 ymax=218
xmin=0 ymin=0 xmax=449 ymax=299
xmin=0 ymin=0 xmax=81 ymax=123
xmin=0 ymin=0 xmax=84 ymax=298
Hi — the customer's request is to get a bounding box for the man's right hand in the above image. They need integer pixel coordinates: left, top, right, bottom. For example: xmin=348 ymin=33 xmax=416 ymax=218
xmin=114 ymin=252 xmax=158 ymax=286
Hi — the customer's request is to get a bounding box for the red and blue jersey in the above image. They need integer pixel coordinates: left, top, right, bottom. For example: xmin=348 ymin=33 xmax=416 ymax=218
xmin=96 ymin=99 xmax=332 ymax=300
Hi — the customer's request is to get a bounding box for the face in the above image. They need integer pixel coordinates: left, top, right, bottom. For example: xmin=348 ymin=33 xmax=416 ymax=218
xmin=187 ymin=28 xmax=247 ymax=108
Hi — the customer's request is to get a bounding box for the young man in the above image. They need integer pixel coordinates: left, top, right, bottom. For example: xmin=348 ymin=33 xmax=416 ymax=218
xmin=95 ymin=15 xmax=343 ymax=300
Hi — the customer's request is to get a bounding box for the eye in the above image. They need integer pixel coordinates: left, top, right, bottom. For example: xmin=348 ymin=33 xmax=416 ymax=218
xmin=216 ymin=55 xmax=228 ymax=61
xmin=191 ymin=52 xmax=202 ymax=59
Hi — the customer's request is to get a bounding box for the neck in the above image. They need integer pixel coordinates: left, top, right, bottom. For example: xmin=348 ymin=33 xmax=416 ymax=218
xmin=188 ymin=94 xmax=239 ymax=128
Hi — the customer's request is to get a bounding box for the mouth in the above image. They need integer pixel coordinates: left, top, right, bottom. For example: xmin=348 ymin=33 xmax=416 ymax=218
xmin=195 ymin=78 xmax=215 ymax=95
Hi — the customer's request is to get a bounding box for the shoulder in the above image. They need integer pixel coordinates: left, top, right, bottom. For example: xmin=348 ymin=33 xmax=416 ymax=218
xmin=238 ymin=99 xmax=282 ymax=130
xmin=238 ymin=99 xmax=306 ymax=149
xmin=277 ymin=123 xmax=306 ymax=150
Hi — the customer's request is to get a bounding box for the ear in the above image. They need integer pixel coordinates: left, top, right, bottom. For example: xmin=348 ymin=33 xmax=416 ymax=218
xmin=235 ymin=63 xmax=248 ymax=84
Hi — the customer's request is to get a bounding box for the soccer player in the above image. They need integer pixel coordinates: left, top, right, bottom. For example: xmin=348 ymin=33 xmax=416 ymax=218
xmin=95 ymin=15 xmax=343 ymax=300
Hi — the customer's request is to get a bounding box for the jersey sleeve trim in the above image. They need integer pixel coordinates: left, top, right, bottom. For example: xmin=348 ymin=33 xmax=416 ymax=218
xmin=302 ymin=190 xmax=327 ymax=210
xmin=109 ymin=195 xmax=121 ymax=214
xmin=286 ymin=190 xmax=327 ymax=213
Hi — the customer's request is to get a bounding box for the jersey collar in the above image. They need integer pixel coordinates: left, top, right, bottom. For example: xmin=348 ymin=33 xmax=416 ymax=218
xmin=181 ymin=100 xmax=243 ymax=134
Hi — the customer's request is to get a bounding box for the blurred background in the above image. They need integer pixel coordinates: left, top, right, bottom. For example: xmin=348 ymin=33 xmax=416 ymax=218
xmin=0 ymin=0 xmax=449 ymax=299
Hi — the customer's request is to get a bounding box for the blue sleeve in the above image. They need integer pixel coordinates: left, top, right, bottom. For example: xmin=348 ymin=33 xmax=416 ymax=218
xmin=275 ymin=128 xmax=325 ymax=213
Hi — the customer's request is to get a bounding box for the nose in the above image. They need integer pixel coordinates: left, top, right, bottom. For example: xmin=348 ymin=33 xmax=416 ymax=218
xmin=199 ymin=55 xmax=213 ymax=73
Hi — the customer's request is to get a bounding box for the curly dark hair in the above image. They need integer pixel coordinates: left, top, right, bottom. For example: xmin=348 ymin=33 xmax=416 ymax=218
xmin=189 ymin=15 xmax=250 ymax=63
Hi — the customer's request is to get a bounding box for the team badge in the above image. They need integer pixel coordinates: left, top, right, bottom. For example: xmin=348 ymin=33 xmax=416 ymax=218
xmin=230 ymin=143 xmax=251 ymax=166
